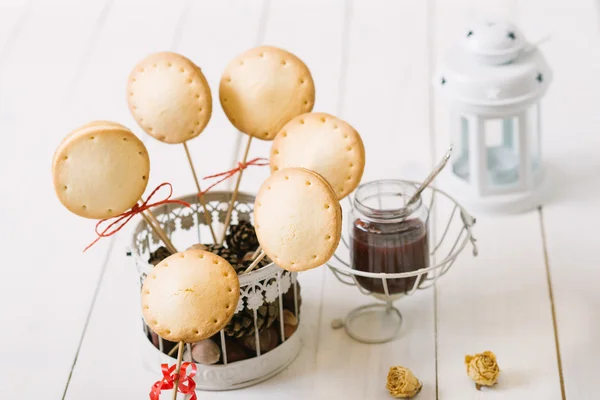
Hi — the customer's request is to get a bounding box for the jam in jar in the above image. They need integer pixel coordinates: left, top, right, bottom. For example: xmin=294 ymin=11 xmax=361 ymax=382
xmin=349 ymin=180 xmax=430 ymax=296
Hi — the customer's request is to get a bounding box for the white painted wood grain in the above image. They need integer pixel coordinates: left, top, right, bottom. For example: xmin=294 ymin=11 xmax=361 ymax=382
xmin=0 ymin=0 xmax=29 ymax=64
xmin=0 ymin=1 xmax=116 ymax=398
xmin=518 ymin=0 xmax=600 ymax=398
xmin=0 ymin=0 xmax=110 ymax=119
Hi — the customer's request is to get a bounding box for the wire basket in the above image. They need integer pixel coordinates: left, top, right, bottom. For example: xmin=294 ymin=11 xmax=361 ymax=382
xmin=327 ymin=181 xmax=478 ymax=343
xmin=129 ymin=191 xmax=302 ymax=390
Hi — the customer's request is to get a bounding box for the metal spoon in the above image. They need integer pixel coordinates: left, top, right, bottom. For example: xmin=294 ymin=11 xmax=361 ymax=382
xmin=406 ymin=146 xmax=453 ymax=207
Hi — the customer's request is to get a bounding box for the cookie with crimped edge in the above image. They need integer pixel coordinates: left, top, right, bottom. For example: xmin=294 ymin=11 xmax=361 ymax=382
xmin=254 ymin=167 xmax=342 ymax=272
xmin=127 ymin=51 xmax=212 ymax=144
xmin=270 ymin=112 xmax=365 ymax=200
xmin=219 ymin=45 xmax=315 ymax=140
xmin=141 ymin=249 xmax=240 ymax=343
xmin=52 ymin=121 xmax=149 ymax=219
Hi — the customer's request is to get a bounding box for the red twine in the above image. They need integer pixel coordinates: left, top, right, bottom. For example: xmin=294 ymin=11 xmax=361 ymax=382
xmin=150 ymin=362 xmax=197 ymax=400
xmin=198 ymin=157 xmax=269 ymax=196
xmin=84 ymin=182 xmax=190 ymax=252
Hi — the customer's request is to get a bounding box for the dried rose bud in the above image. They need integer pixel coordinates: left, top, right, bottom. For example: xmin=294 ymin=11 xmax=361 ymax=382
xmin=465 ymin=351 xmax=500 ymax=389
xmin=386 ymin=366 xmax=422 ymax=398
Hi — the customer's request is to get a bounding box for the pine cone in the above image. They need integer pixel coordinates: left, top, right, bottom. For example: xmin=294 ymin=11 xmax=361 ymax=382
xmin=226 ymin=220 xmax=259 ymax=257
xmin=148 ymin=246 xmax=172 ymax=266
xmin=204 ymin=244 xmax=239 ymax=267
xmin=225 ymin=300 xmax=279 ymax=338
xmin=240 ymin=325 xmax=280 ymax=354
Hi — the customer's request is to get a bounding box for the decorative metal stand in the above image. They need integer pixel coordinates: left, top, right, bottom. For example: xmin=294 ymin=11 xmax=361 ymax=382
xmin=327 ymin=181 xmax=478 ymax=343
xmin=130 ymin=192 xmax=302 ymax=390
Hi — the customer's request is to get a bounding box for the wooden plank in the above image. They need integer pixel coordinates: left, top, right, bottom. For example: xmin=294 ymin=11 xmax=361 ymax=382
xmin=0 ymin=0 xmax=109 ymax=119
xmin=518 ymin=0 xmax=600 ymax=398
xmin=314 ymin=1 xmax=436 ymax=399
xmin=432 ymin=1 xmax=562 ymax=398
xmin=0 ymin=0 xmax=29 ymax=64
xmin=67 ymin=0 xmax=188 ymax=125
xmin=0 ymin=0 xmax=114 ymax=398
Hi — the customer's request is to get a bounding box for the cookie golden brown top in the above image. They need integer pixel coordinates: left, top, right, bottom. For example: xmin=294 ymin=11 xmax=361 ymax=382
xmin=141 ymin=249 xmax=240 ymax=343
xmin=127 ymin=52 xmax=212 ymax=144
xmin=270 ymin=112 xmax=365 ymax=200
xmin=254 ymin=168 xmax=342 ymax=272
xmin=52 ymin=121 xmax=149 ymax=219
xmin=220 ymin=46 xmax=315 ymax=140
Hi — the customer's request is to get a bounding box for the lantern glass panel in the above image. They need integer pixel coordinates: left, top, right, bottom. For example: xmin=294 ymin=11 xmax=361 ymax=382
xmin=452 ymin=116 xmax=470 ymax=182
xmin=484 ymin=117 xmax=520 ymax=186
xmin=527 ymin=103 xmax=541 ymax=174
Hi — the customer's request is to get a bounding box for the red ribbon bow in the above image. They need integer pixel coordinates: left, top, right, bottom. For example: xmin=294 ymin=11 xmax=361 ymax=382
xmin=198 ymin=157 xmax=269 ymax=196
xmin=84 ymin=182 xmax=190 ymax=252
xmin=150 ymin=362 xmax=197 ymax=400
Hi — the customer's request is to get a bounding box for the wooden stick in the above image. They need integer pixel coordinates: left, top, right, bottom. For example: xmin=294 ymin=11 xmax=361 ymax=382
xmin=182 ymin=142 xmax=218 ymax=244
xmin=141 ymin=211 xmax=175 ymax=253
xmin=138 ymin=196 xmax=177 ymax=253
xmin=251 ymin=246 xmax=262 ymax=260
xmin=139 ymin=210 xmax=177 ymax=254
xmin=167 ymin=343 xmax=179 ymax=357
xmin=220 ymin=135 xmax=253 ymax=244
xmin=243 ymin=250 xmax=265 ymax=274
xmin=172 ymin=341 xmax=184 ymax=400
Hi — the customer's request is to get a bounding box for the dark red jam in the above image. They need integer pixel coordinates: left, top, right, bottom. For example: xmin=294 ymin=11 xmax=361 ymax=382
xmin=351 ymin=218 xmax=429 ymax=295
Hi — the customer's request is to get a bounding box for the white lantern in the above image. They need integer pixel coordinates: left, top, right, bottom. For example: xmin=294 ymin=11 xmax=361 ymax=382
xmin=435 ymin=20 xmax=552 ymax=214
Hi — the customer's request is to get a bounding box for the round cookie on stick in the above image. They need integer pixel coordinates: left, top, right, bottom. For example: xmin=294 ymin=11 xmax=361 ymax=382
xmin=142 ymin=248 xmax=240 ymax=343
xmin=218 ymin=46 xmax=315 ymax=243
xmin=142 ymin=248 xmax=240 ymax=397
xmin=270 ymin=112 xmax=365 ymax=200
xmin=52 ymin=121 xmax=150 ymax=219
xmin=220 ymin=45 xmax=315 ymax=141
xmin=52 ymin=120 xmax=178 ymax=252
xmin=251 ymin=167 xmax=342 ymax=273
xmin=127 ymin=51 xmax=212 ymax=144
xmin=127 ymin=51 xmax=217 ymax=243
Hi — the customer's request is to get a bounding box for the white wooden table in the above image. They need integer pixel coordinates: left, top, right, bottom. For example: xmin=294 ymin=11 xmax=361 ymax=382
xmin=1 ymin=0 xmax=598 ymax=398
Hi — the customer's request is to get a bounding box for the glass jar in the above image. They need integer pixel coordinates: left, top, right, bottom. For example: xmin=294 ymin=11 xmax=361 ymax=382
xmin=349 ymin=180 xmax=430 ymax=297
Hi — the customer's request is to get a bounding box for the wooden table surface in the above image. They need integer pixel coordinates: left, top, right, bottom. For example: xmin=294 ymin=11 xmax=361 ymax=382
xmin=1 ymin=0 xmax=598 ymax=399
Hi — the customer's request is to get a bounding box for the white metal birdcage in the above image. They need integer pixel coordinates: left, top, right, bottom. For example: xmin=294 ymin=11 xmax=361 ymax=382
xmin=129 ymin=191 xmax=302 ymax=390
